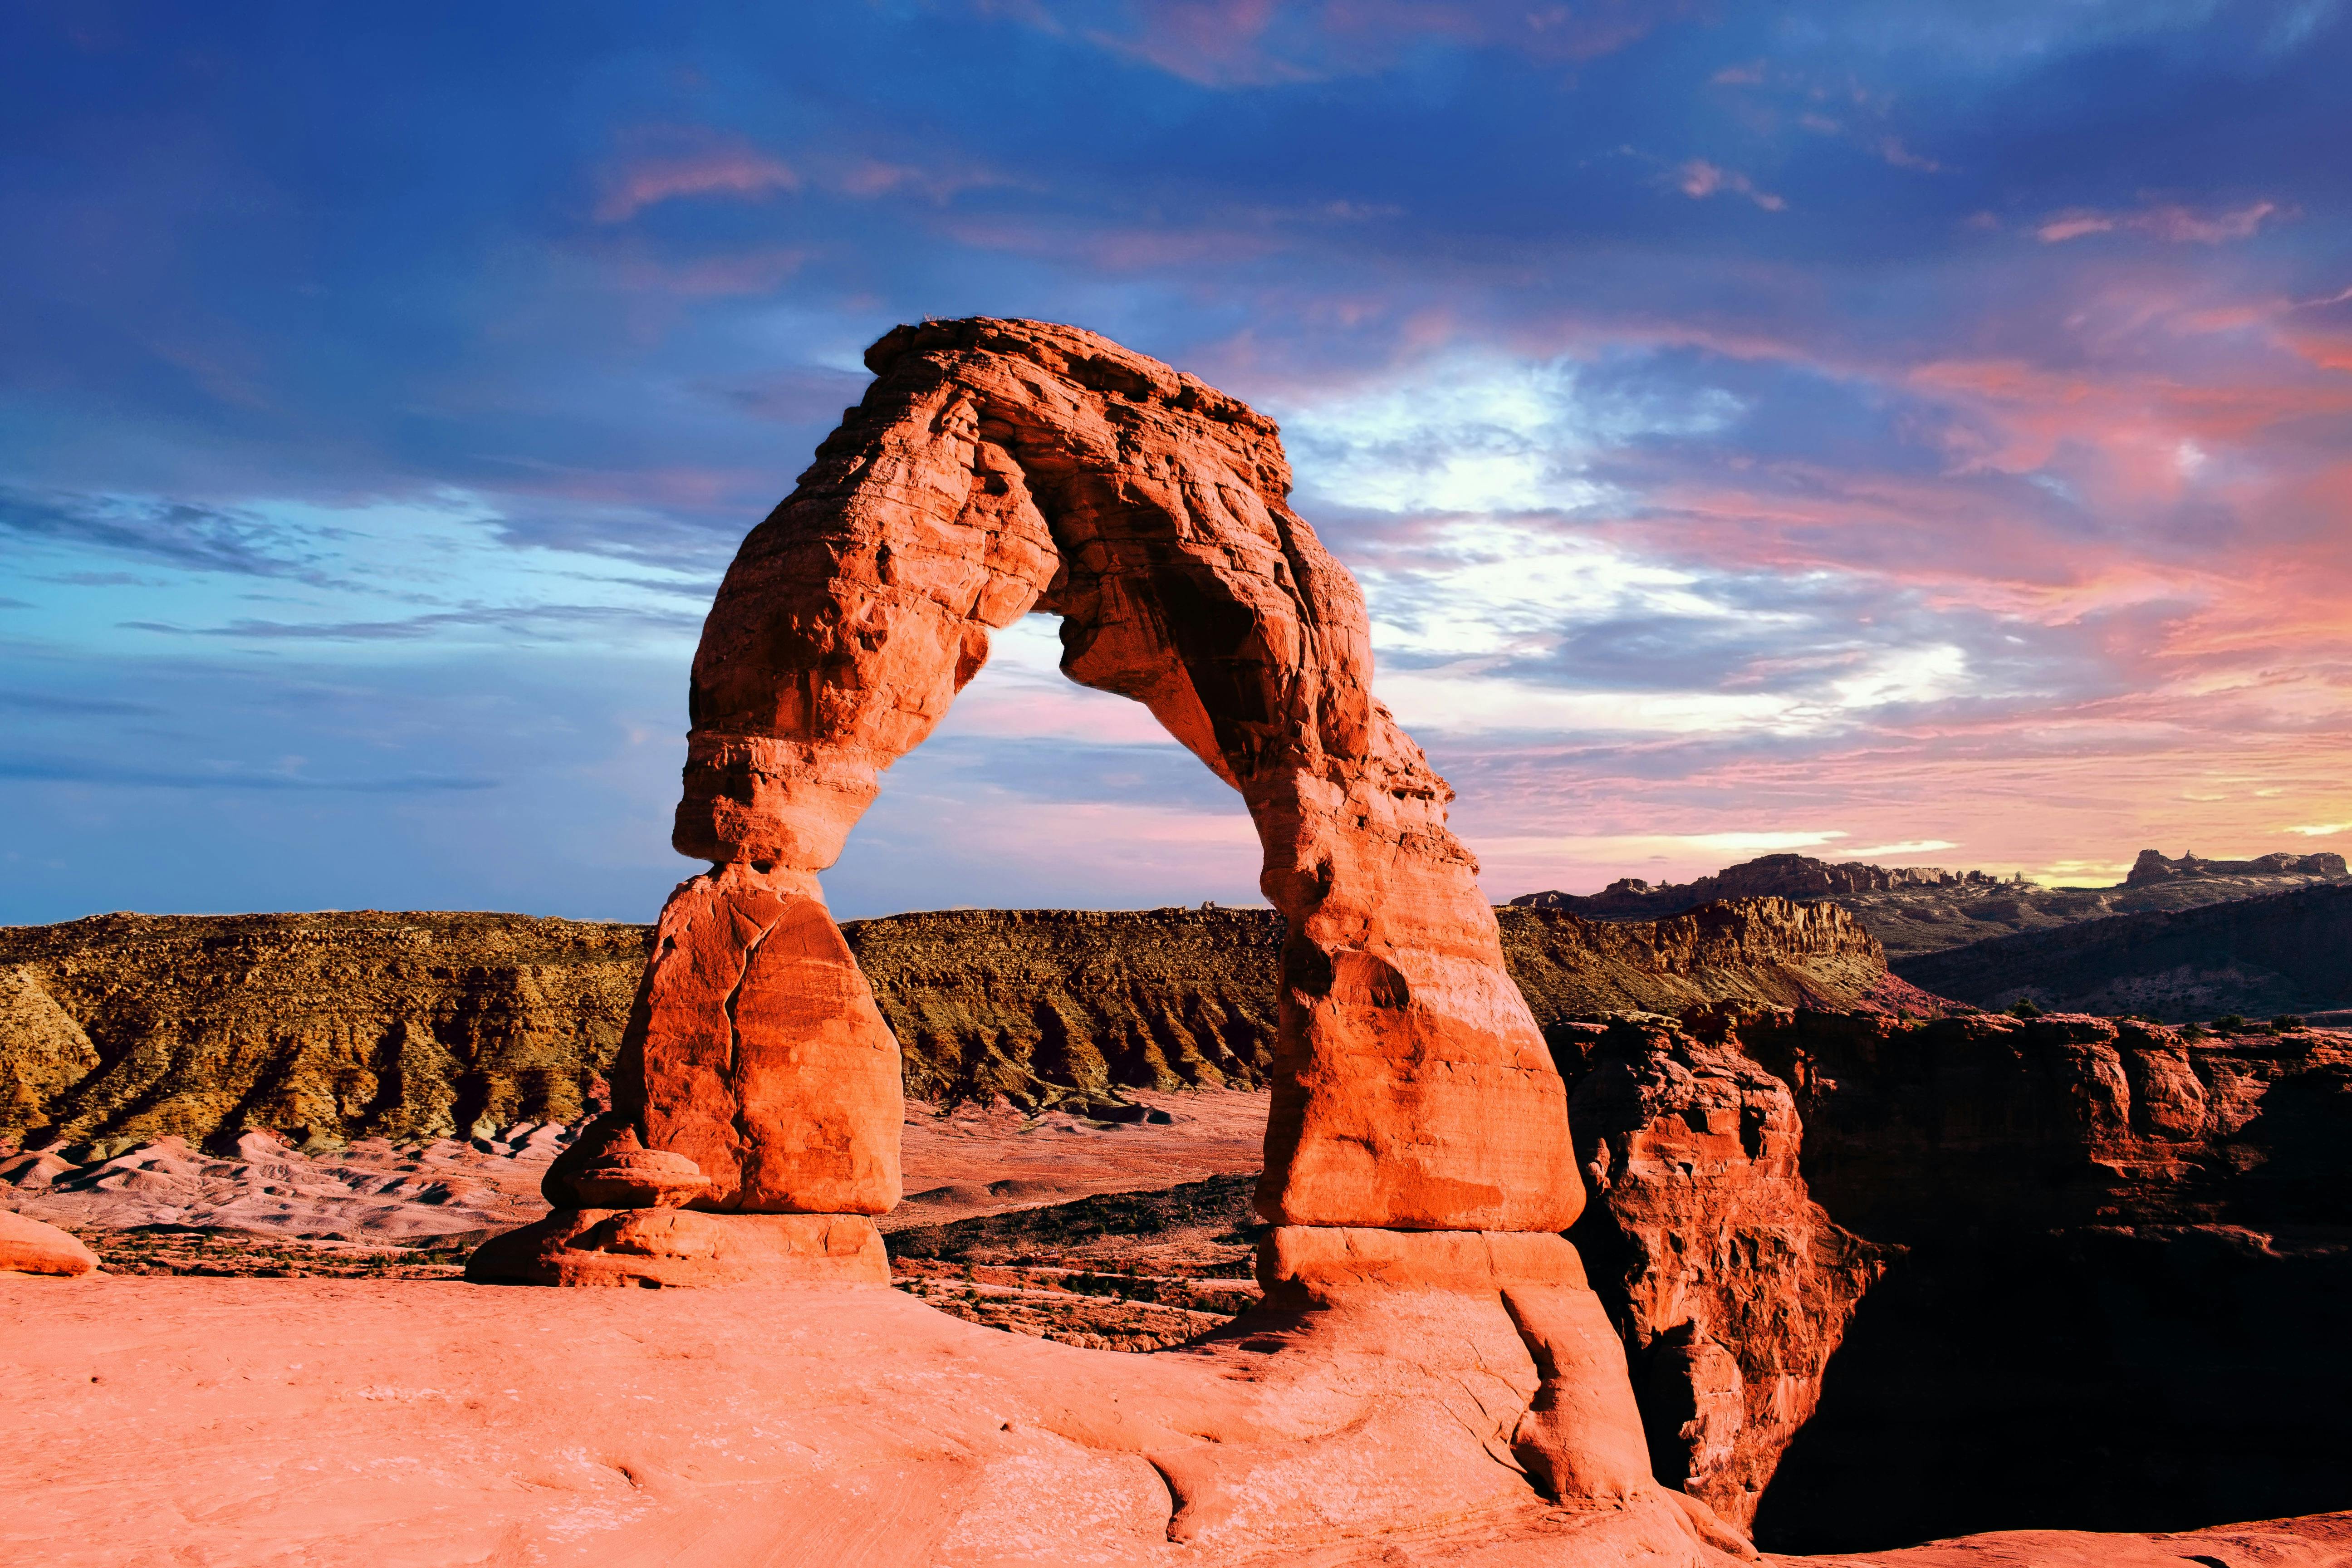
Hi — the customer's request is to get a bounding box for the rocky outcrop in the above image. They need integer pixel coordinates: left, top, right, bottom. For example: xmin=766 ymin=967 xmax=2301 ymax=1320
xmin=0 ymin=1209 xmax=99 ymax=1276
xmin=1894 ymin=881 xmax=2352 ymax=1021
xmin=2127 ymin=847 xmax=2347 ymax=885
xmin=1553 ymin=1013 xmax=1890 ymax=1534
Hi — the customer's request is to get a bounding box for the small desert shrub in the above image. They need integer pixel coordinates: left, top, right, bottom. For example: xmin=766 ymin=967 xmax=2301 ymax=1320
xmin=2007 ymin=998 xmax=2044 ymax=1019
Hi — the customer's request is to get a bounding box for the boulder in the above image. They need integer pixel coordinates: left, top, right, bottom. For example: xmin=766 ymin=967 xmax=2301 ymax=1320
xmin=0 ymin=1209 xmax=99 ymax=1276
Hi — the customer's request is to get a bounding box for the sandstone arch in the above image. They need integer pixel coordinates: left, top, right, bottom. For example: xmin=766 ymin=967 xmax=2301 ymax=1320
xmin=676 ymin=316 xmax=1578 ymax=1231
xmin=460 ymin=321 xmax=1758 ymax=1552
xmin=489 ymin=317 xmax=1583 ymax=1284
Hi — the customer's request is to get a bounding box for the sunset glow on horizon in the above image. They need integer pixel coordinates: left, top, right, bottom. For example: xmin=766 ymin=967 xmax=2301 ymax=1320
xmin=2 ymin=2 xmax=2347 ymax=922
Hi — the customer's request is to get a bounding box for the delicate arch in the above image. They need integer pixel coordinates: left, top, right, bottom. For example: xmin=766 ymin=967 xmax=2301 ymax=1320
xmin=608 ymin=318 xmax=1579 ymax=1234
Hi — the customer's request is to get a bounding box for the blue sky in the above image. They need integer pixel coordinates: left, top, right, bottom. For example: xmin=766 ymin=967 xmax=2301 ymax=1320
xmin=4 ymin=0 xmax=2349 ymax=923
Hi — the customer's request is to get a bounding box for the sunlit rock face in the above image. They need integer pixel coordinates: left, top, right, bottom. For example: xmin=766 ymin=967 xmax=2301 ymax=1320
xmin=635 ymin=315 xmax=1578 ymax=1235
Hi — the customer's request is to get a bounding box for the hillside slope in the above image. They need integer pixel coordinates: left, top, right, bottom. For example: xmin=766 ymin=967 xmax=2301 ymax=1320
xmin=0 ymin=898 xmax=1899 ymax=1151
xmin=1511 ymin=850 xmax=2348 ymax=960
xmin=1892 ymin=881 xmax=2352 ymax=1021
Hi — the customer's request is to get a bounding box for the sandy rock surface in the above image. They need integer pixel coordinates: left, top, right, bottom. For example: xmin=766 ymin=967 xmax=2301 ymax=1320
xmin=2 ymin=1124 xmax=564 ymax=1240
xmin=2 ymin=1089 xmax=1272 ymax=1248
xmin=8 ymin=1273 xmax=2343 ymax=1567
xmin=0 ymin=1275 xmax=1725 ymax=1568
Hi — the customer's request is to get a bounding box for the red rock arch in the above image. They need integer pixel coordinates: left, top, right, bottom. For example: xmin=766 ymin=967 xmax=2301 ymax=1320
xmin=561 ymin=318 xmax=1579 ymax=1245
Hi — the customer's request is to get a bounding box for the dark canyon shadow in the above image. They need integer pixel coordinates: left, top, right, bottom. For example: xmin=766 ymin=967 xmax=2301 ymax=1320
xmin=1749 ymin=1227 xmax=2352 ymax=1553
xmin=1746 ymin=1022 xmax=2352 ymax=1555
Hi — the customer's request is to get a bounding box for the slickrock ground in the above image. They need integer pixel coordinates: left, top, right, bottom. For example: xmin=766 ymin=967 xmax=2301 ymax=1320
xmin=6 ymin=1273 xmax=2347 ymax=1568
xmin=1 ymin=1274 xmax=1744 ymax=1568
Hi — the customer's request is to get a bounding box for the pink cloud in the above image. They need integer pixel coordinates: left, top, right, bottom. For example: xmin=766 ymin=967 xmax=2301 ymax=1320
xmin=1674 ymin=159 xmax=1785 ymax=211
xmin=2037 ymin=200 xmax=2281 ymax=245
xmin=593 ymin=132 xmax=800 ymax=224
xmin=996 ymin=0 xmax=1677 ymax=88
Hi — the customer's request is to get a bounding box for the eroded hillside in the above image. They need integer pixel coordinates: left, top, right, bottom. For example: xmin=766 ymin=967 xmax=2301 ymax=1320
xmin=2 ymin=897 xmax=1902 ymax=1151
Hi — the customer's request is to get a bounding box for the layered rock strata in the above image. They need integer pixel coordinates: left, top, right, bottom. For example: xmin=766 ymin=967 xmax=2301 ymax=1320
xmin=1 ymin=900 xmax=1904 ymax=1151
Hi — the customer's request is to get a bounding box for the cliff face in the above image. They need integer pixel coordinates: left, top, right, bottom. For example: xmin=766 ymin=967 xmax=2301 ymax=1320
xmin=1893 ymin=880 xmax=2352 ymax=1021
xmin=1727 ymin=1007 xmax=2352 ymax=1552
xmin=0 ymin=897 xmax=1898 ymax=1151
xmin=1500 ymin=897 xmax=1901 ymax=1024
xmin=1554 ymin=1013 xmax=1889 ymax=1533
xmin=1535 ymin=1001 xmax=2352 ymax=1552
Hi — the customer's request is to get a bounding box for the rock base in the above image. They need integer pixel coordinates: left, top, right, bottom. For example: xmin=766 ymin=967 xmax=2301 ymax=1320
xmin=464 ymin=1208 xmax=887 ymax=1288
xmin=1254 ymin=1224 xmax=1587 ymax=1305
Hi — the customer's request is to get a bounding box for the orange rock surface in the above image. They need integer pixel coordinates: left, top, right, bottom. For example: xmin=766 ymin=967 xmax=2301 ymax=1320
xmin=10 ymin=1274 xmax=2342 ymax=1565
xmin=0 ymin=1210 xmax=97 ymax=1276
xmin=634 ymin=316 xmax=1574 ymax=1233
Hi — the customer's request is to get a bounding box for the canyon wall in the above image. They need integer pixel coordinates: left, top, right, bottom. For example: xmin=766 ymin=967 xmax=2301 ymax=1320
xmin=0 ymin=897 xmax=1896 ymax=1152
xmin=1729 ymin=1008 xmax=2352 ymax=1552
xmin=1543 ymin=1002 xmax=2352 ymax=1551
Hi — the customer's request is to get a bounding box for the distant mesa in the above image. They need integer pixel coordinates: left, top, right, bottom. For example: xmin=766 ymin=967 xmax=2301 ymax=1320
xmin=2126 ymin=847 xmax=2347 ymax=885
xmin=1511 ymin=853 xmax=2004 ymax=920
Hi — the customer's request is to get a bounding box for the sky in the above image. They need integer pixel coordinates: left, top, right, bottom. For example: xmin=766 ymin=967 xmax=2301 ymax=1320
xmin=2 ymin=0 xmax=2348 ymax=925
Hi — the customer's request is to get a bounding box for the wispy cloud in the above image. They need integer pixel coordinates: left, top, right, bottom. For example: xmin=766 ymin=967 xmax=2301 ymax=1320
xmin=2037 ymin=201 xmax=2282 ymax=245
xmin=1673 ymin=159 xmax=1785 ymax=211
xmin=119 ymin=603 xmax=702 ymax=643
xmin=593 ymin=130 xmax=801 ymax=223
xmin=0 ymin=756 xmax=498 ymax=792
xmin=0 ymin=489 xmax=348 ymax=583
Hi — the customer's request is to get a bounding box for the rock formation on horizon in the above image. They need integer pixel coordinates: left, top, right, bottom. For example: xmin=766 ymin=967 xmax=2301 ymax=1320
xmin=1515 ymin=848 xmax=2352 ymax=962
xmin=1513 ymin=853 xmax=1996 ymax=919
xmin=2125 ymin=847 xmax=2347 ymax=884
